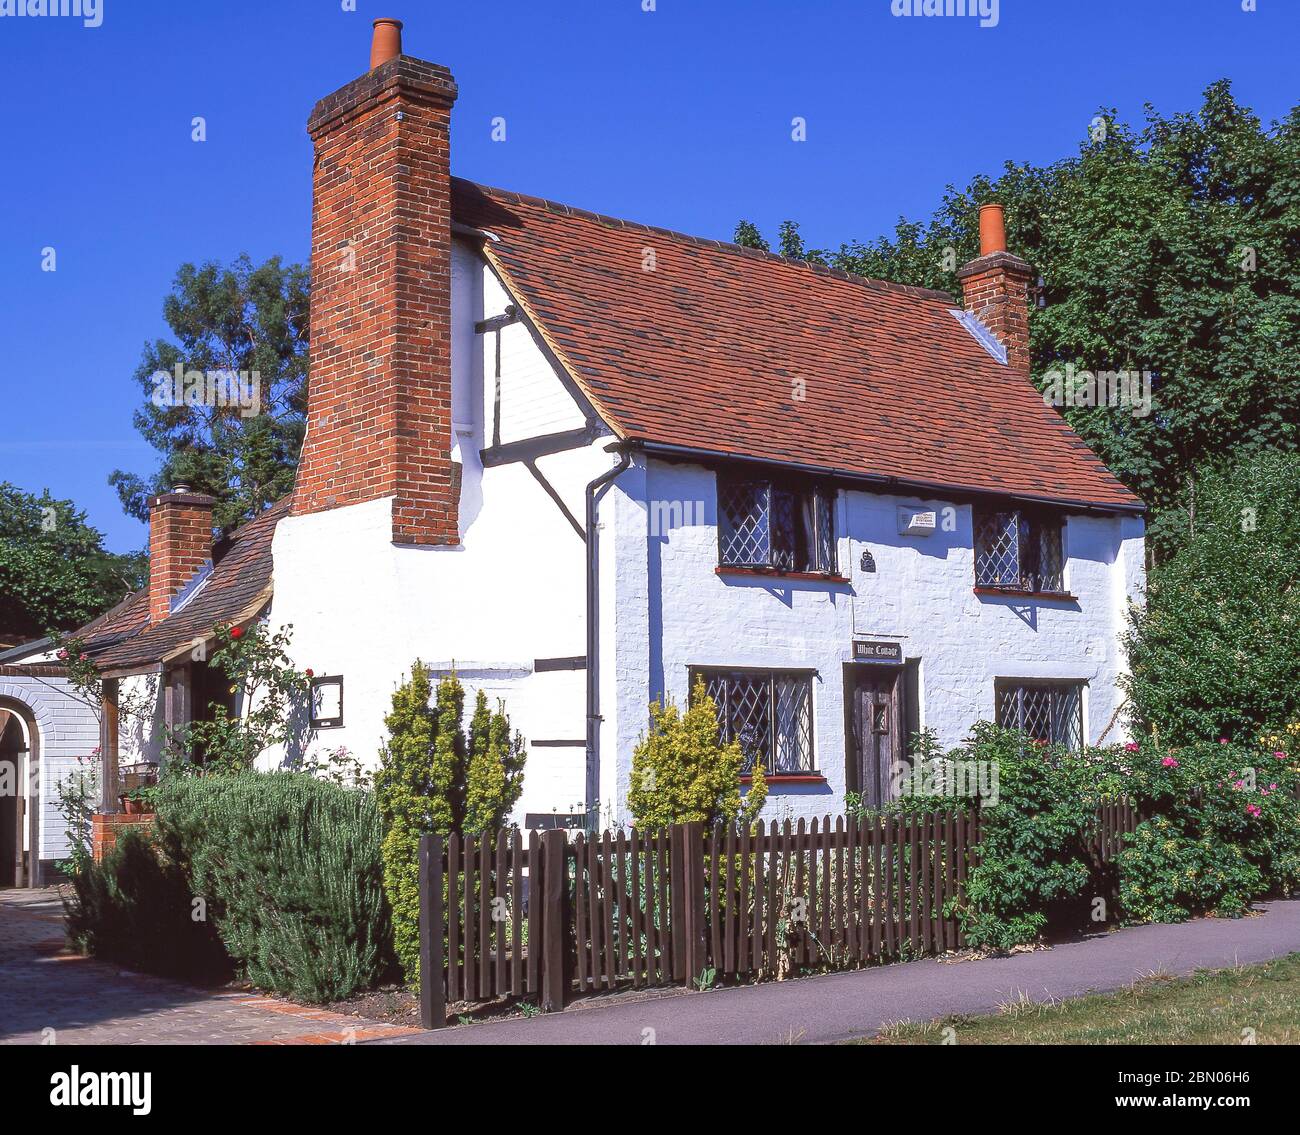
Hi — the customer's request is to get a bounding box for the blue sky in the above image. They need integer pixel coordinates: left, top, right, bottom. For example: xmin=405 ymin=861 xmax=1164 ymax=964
xmin=1 ymin=0 xmax=1294 ymax=553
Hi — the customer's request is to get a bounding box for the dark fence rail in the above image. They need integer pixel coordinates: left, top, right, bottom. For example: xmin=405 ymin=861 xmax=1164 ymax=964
xmin=418 ymin=801 xmax=1138 ymax=1028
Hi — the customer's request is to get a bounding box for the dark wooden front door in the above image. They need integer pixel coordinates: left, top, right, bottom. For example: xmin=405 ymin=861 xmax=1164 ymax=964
xmin=850 ymin=667 xmax=904 ymax=809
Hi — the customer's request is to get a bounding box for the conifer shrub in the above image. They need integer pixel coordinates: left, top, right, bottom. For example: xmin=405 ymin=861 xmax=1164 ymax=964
xmin=627 ymin=677 xmax=768 ymax=830
xmin=375 ymin=662 xmax=526 ymax=984
xmin=1124 ymin=452 xmax=1300 ymax=746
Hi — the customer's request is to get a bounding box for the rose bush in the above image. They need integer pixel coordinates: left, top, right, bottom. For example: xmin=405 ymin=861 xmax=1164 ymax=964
xmin=1108 ymin=739 xmax=1300 ymax=922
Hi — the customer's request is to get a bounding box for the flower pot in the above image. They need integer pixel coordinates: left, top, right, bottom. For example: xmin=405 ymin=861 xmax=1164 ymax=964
xmin=123 ymin=797 xmax=144 ymax=815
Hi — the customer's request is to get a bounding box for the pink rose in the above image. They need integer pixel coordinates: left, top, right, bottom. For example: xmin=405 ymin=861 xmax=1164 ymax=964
xmin=1246 ymin=804 xmax=1262 ymax=818
xmin=56 ymin=648 xmax=68 ymax=660
xmin=1219 ymin=738 xmax=1230 ymax=745
xmin=1124 ymin=742 xmax=1140 ymax=753
xmin=1161 ymin=756 xmax=1179 ymax=768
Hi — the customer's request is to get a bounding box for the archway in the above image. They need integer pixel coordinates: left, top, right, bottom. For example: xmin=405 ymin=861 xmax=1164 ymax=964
xmin=0 ymin=698 xmax=41 ymax=888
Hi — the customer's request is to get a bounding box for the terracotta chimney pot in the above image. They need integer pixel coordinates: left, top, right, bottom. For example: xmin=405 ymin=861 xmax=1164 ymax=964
xmin=978 ymin=204 xmax=1007 ymax=257
xmin=370 ymin=18 xmax=403 ymax=69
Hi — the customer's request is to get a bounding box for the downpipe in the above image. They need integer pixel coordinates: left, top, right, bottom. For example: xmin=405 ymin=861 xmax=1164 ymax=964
xmin=585 ymin=443 xmax=631 ymax=831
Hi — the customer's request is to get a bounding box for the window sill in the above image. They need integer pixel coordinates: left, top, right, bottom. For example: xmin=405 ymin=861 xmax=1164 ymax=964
xmin=974 ymin=587 xmax=1078 ymax=602
xmin=717 ymin=566 xmax=849 ymax=585
xmin=741 ymin=774 xmax=826 ymax=786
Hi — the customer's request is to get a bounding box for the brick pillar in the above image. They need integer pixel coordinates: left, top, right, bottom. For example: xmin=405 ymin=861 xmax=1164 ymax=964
xmin=147 ymin=487 xmax=216 ymax=622
xmin=91 ymin=812 xmax=155 ymax=863
xmin=293 ymin=33 xmax=461 ymax=546
xmin=958 ymin=204 xmax=1033 ymax=377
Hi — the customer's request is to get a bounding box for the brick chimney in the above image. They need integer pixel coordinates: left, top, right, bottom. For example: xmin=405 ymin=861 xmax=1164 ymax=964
xmin=957 ymin=204 xmax=1033 ymax=375
xmin=293 ymin=18 xmax=461 ymax=545
xmin=148 ymin=485 xmax=216 ymax=622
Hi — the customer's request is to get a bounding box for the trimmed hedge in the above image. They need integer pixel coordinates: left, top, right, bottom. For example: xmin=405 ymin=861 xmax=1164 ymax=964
xmin=64 ymin=771 xmax=396 ymax=1002
xmin=156 ymin=771 xmax=397 ymax=1001
xmin=64 ymin=824 xmax=230 ymax=982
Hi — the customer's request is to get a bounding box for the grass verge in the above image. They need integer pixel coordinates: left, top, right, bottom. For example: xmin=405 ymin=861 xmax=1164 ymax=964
xmin=862 ymin=952 xmax=1300 ymax=1045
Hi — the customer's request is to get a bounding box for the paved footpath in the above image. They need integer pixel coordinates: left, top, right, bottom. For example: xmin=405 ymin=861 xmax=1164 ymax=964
xmin=384 ymin=898 xmax=1300 ymax=1045
xmin=0 ymin=889 xmax=419 ymax=1045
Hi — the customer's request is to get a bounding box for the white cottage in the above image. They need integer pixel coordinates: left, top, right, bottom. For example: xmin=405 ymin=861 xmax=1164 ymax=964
xmin=78 ymin=19 xmax=1144 ymax=839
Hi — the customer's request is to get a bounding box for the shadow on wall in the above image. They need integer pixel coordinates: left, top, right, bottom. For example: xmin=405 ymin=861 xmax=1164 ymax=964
xmin=122 ymin=676 xmax=164 ymax=764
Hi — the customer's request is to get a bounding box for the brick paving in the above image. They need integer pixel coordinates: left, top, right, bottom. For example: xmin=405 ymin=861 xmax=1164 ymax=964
xmin=0 ymin=888 xmax=420 ymax=1046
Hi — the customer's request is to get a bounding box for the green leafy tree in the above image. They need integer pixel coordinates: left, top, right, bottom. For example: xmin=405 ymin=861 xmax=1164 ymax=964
xmin=0 ymin=482 xmax=145 ymax=638
xmin=374 ymin=663 xmax=526 ymax=982
xmin=748 ymin=82 xmax=1300 ymax=557
xmin=627 ymin=677 xmax=767 ymax=829
xmin=777 ymin=219 xmax=805 ymax=260
xmin=1123 ymin=451 xmax=1300 ymax=745
xmin=109 ymin=254 xmax=309 ymax=533
xmin=732 ymin=220 xmax=769 ymax=251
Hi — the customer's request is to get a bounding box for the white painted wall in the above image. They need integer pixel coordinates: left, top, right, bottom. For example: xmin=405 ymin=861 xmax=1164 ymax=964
xmin=268 ymin=240 xmax=609 ymax=826
xmin=116 ymin=673 xmax=164 ymax=766
xmin=599 ymin=459 xmax=1145 ymax=825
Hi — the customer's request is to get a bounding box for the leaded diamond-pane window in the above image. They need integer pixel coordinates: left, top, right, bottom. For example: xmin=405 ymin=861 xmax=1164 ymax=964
xmin=974 ymin=509 xmax=1064 ymax=593
xmin=996 ymin=680 xmax=1084 ymax=750
xmin=718 ymin=473 xmax=836 ymax=574
xmin=719 ymin=480 xmax=770 ymax=566
xmin=694 ymin=669 xmax=815 ymax=775
xmin=975 ymin=511 xmax=1020 ymax=587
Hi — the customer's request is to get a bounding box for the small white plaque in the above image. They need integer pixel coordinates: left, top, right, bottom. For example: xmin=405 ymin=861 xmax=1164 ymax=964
xmin=898 ymin=507 xmax=937 ymax=536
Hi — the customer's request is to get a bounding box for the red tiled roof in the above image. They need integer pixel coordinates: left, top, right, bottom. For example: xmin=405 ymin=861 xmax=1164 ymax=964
xmin=453 ymin=179 xmax=1141 ymax=512
xmin=79 ymin=178 xmax=1138 ymax=668
xmin=83 ymin=498 xmax=287 ymax=672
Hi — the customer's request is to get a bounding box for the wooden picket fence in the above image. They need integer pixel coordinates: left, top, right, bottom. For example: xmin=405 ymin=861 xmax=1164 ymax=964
xmin=418 ymin=802 xmax=1140 ymax=1028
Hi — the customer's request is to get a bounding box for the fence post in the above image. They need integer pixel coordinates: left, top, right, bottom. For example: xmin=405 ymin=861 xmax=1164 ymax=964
xmin=676 ymin=821 xmax=707 ymax=988
xmin=419 ymin=833 xmax=447 ymax=1030
xmin=670 ymin=824 xmax=687 ymax=980
xmin=540 ymin=829 xmax=568 ymax=1013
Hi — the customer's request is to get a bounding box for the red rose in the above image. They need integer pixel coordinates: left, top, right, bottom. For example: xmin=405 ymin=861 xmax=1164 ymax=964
xmin=305 ymin=668 xmax=314 ymax=678
xmin=229 ymin=626 xmax=244 ymax=640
